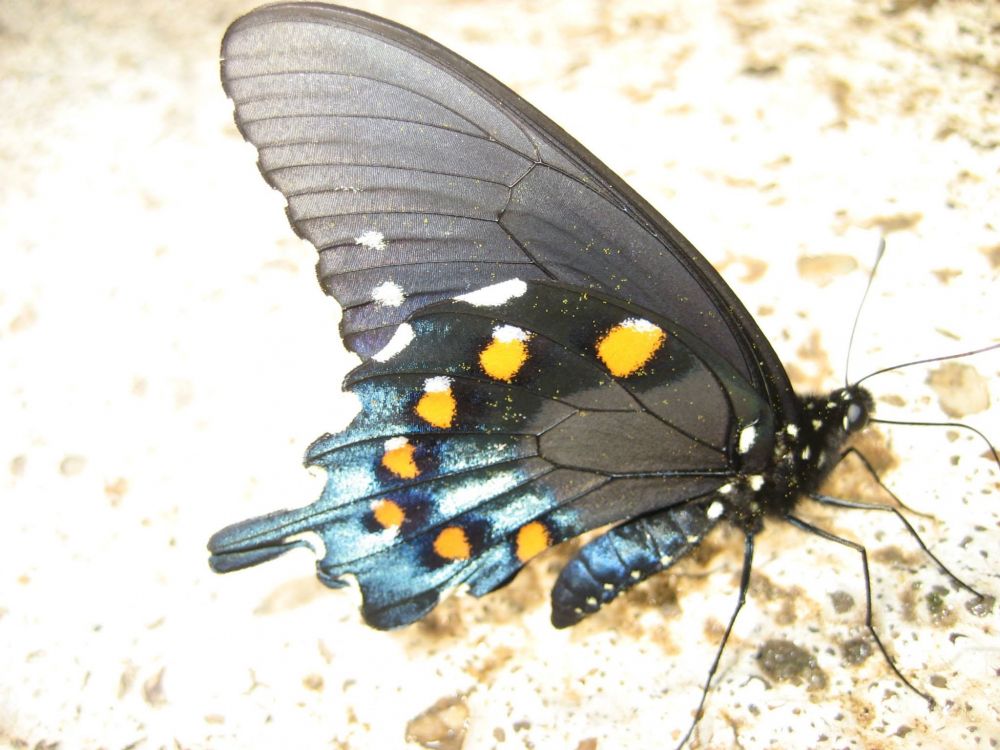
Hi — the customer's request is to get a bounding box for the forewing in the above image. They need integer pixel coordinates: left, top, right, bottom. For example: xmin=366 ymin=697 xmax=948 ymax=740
xmin=220 ymin=3 xmax=795 ymax=419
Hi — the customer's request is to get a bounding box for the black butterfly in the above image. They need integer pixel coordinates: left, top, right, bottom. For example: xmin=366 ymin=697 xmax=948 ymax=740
xmin=207 ymin=3 xmax=989 ymax=745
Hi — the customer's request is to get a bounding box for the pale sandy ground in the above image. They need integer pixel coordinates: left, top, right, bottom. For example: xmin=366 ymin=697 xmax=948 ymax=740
xmin=2 ymin=1 xmax=998 ymax=749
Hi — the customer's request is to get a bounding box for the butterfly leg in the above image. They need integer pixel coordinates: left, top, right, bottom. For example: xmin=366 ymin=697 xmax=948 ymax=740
xmin=835 ymin=446 xmax=930 ymax=517
xmin=784 ymin=513 xmax=935 ymax=708
xmin=676 ymin=533 xmax=754 ymax=750
xmin=808 ymin=492 xmax=983 ymax=598
xmin=837 ymin=446 xmax=932 ymax=518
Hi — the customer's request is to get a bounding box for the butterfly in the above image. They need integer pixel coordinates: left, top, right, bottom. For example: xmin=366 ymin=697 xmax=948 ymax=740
xmin=206 ymin=3 xmax=991 ymax=745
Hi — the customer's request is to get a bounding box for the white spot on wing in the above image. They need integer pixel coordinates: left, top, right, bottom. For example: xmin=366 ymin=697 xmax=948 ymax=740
xmin=371 ymin=281 xmax=404 ymax=307
xmin=355 ymin=229 xmax=386 ymax=251
xmin=738 ymin=423 xmax=758 ymax=454
xmin=423 ymin=376 xmax=452 ymax=392
xmin=748 ymin=474 xmax=764 ymax=491
xmin=492 ymin=324 xmax=529 ymax=343
xmin=384 ymin=436 xmax=408 ymax=451
xmin=283 ymin=530 xmax=325 ymax=560
xmin=454 ymin=278 xmax=527 ymax=307
xmin=707 ymin=500 xmax=725 ymax=520
xmin=620 ymin=317 xmax=659 ymax=332
xmin=380 ymin=527 xmax=401 ymax=543
xmin=372 ymin=323 xmax=414 ymax=362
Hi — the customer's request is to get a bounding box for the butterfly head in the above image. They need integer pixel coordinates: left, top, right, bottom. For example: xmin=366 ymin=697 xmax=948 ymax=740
xmin=788 ymin=384 xmax=875 ymax=491
xmin=808 ymin=384 xmax=874 ymax=439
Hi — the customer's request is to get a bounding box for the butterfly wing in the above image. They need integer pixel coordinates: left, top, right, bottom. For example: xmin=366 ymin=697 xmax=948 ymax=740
xmin=220 ymin=2 xmax=795 ymax=422
xmin=211 ymin=3 xmax=796 ymax=627
xmin=209 ymin=281 xmax=767 ymax=628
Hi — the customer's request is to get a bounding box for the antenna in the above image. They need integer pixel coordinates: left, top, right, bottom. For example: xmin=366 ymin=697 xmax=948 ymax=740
xmin=871 ymin=416 xmax=999 ymax=468
xmin=844 ymin=236 xmax=886 ymax=387
xmin=855 ymin=342 xmax=1000 ymax=388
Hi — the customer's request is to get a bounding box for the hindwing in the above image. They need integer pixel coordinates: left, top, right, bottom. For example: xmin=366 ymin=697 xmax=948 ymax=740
xmin=209 ymin=281 xmax=772 ymax=628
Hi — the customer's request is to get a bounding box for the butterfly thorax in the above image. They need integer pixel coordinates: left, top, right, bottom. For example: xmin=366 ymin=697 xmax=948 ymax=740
xmin=724 ymin=385 xmax=874 ymax=535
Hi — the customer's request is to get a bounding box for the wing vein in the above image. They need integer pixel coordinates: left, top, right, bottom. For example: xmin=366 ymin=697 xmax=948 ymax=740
xmin=416 ymin=308 xmax=727 ymax=456
xmin=227 ymin=68 xmax=497 ymax=140
xmin=246 ymin=110 xmax=537 ymax=163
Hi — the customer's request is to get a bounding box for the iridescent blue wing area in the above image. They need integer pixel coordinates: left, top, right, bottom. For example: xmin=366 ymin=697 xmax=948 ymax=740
xmin=209 ymin=281 xmax=766 ymax=628
xmin=218 ymin=3 xmax=796 ymax=422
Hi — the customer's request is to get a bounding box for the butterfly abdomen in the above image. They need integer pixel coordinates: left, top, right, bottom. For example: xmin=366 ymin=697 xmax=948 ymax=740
xmin=551 ymin=500 xmax=723 ymax=627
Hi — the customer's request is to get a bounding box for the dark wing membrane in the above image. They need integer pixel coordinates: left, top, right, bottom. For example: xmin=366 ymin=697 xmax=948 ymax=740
xmin=220 ymin=3 xmax=796 ymax=421
xmin=349 ymin=281 xmax=774 ymax=455
xmin=208 ymin=282 xmax=764 ymax=628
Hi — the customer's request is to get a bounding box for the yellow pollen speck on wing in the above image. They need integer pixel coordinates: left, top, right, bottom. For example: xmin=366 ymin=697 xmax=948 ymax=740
xmin=596 ymin=319 xmax=666 ymax=377
xmin=479 ymin=330 xmax=529 ymax=381
xmin=515 ymin=521 xmax=551 ymax=562
xmin=381 ymin=440 xmax=419 ymax=479
xmin=415 ymin=389 xmax=456 ymax=428
xmin=372 ymin=499 xmax=405 ymax=529
xmin=433 ymin=526 xmax=471 ymax=560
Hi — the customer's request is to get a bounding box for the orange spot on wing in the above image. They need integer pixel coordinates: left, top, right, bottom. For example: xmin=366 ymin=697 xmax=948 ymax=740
xmin=515 ymin=521 xmax=551 ymax=562
xmin=381 ymin=441 xmax=419 ymax=479
xmin=372 ymin=499 xmax=405 ymax=529
xmin=480 ymin=338 xmax=528 ymax=381
xmin=414 ymin=389 xmax=456 ymax=428
xmin=433 ymin=526 xmax=471 ymax=560
xmin=596 ymin=319 xmax=666 ymax=377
